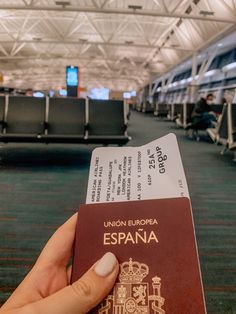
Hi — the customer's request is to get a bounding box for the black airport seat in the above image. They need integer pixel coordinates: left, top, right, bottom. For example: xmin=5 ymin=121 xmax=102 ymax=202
xmin=142 ymin=101 xmax=154 ymax=113
xmin=186 ymin=103 xmax=195 ymax=123
xmin=207 ymin=127 xmax=218 ymax=142
xmin=217 ymin=104 xmax=228 ymax=146
xmin=1 ymin=96 xmax=46 ymax=142
xmin=207 ymin=103 xmax=235 ymax=160
xmin=211 ymin=104 xmax=224 ymax=114
xmin=232 ymin=104 xmax=236 ymax=146
xmin=42 ymin=97 xmax=86 ymax=143
xmin=228 ymin=103 xmax=236 ymax=151
xmin=172 ymin=103 xmax=182 ymax=121
xmin=154 ymin=103 xmax=169 ymax=117
xmin=175 ymin=103 xmax=182 ymax=115
xmin=206 ymin=104 xmax=227 ymax=143
xmin=175 ymin=103 xmax=184 ymax=127
xmin=0 ymin=96 xmax=5 ymax=132
xmin=86 ymin=99 xmax=130 ymax=144
xmin=168 ymin=103 xmax=177 ymax=120
xmin=135 ymin=102 xmax=142 ymax=112
xmin=178 ymin=103 xmax=195 ymax=128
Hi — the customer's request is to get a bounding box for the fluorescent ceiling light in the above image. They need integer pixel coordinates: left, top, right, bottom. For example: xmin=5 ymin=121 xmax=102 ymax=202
xmin=200 ymin=10 xmax=214 ymax=16
xmin=128 ymin=5 xmax=143 ymax=10
xmin=55 ymin=1 xmax=71 ymax=6
xmin=222 ymin=62 xmax=236 ymax=72
xmin=79 ymin=38 xmax=88 ymax=43
xmin=180 ymin=79 xmax=187 ymax=84
xmin=125 ymin=40 xmax=134 ymax=45
xmin=32 ymin=37 xmax=42 ymax=41
xmin=204 ymin=69 xmax=219 ymax=77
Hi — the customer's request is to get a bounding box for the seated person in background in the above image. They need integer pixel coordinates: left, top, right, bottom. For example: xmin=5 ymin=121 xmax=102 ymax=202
xmin=191 ymin=93 xmax=217 ymax=128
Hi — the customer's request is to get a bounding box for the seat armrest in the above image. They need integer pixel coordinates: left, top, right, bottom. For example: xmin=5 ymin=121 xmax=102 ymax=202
xmin=85 ymin=122 xmax=90 ymax=130
xmin=0 ymin=121 xmax=7 ymax=128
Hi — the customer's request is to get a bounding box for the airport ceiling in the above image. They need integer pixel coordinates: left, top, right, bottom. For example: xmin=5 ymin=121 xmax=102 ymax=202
xmin=0 ymin=0 xmax=236 ymax=91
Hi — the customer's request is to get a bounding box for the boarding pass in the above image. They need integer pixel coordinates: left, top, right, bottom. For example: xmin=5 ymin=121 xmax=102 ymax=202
xmin=86 ymin=133 xmax=189 ymax=203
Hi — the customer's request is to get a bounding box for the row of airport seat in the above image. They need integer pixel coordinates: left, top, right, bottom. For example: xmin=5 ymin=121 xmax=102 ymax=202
xmin=136 ymin=100 xmax=236 ymax=160
xmin=167 ymin=102 xmax=236 ymax=160
xmin=0 ymin=96 xmax=130 ymax=145
xmin=137 ymin=100 xmax=225 ymax=126
xmin=154 ymin=104 xmax=169 ymax=117
xmin=136 ymin=101 xmax=170 ymax=117
xmin=175 ymin=103 xmax=224 ymax=129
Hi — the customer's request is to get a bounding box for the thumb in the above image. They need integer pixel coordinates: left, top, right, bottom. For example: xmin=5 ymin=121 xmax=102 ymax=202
xmin=25 ymin=252 xmax=119 ymax=314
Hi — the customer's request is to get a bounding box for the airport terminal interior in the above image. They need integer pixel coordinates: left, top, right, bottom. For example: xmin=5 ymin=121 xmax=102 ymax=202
xmin=0 ymin=0 xmax=236 ymax=313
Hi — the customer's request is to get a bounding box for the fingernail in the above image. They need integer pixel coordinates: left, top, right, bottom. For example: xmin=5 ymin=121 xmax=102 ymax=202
xmin=94 ymin=252 xmax=117 ymax=277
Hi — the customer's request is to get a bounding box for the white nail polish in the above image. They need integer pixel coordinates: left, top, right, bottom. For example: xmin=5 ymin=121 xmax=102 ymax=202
xmin=94 ymin=252 xmax=117 ymax=277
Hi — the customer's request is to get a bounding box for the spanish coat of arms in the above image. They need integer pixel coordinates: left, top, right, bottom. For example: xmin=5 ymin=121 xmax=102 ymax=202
xmin=99 ymin=258 xmax=165 ymax=314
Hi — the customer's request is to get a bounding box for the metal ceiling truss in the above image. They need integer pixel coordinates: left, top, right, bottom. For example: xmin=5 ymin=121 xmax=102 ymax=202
xmin=0 ymin=0 xmax=236 ymax=91
xmin=0 ymin=4 xmax=235 ymax=24
xmin=0 ymin=39 xmax=195 ymax=52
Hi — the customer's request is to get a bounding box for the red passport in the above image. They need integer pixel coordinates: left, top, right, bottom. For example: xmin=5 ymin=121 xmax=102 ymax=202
xmin=72 ymin=198 xmax=206 ymax=313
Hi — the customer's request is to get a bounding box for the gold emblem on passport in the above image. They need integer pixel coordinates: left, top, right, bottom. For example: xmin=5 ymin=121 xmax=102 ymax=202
xmin=99 ymin=258 xmax=165 ymax=314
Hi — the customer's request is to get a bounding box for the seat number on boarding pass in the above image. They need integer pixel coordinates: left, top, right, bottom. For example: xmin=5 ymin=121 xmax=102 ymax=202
xmin=147 ymin=147 xmax=167 ymax=174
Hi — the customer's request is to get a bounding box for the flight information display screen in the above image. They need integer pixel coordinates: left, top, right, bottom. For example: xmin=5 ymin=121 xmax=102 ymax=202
xmin=123 ymin=92 xmax=131 ymax=99
xmin=66 ymin=66 xmax=78 ymax=86
xmin=33 ymin=91 xmax=45 ymax=98
xmin=89 ymin=87 xmax=109 ymax=100
xmin=59 ymin=89 xmax=67 ymax=96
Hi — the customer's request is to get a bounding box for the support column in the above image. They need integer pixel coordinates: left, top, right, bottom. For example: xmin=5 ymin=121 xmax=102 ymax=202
xmin=160 ymin=78 xmax=167 ymax=103
xmin=188 ymin=52 xmax=198 ymax=103
xmin=192 ymin=52 xmax=197 ymax=82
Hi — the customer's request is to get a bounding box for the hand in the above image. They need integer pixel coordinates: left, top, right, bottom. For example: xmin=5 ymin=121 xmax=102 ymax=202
xmin=0 ymin=214 xmax=119 ymax=314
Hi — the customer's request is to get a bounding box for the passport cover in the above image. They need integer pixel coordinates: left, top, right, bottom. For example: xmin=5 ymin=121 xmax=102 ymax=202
xmin=71 ymin=198 xmax=206 ymax=313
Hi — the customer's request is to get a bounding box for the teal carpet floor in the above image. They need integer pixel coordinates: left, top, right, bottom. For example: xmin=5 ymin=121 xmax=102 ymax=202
xmin=0 ymin=111 xmax=235 ymax=313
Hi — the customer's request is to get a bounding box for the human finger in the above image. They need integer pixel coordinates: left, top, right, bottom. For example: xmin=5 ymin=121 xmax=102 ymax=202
xmin=23 ymin=252 xmax=119 ymax=314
